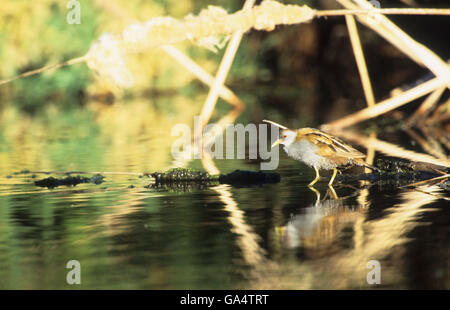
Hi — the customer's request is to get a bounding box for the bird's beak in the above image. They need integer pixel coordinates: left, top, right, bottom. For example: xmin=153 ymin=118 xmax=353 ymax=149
xmin=271 ymin=139 xmax=282 ymax=148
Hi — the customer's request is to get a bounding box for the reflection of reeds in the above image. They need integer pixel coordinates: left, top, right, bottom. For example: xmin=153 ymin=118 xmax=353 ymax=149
xmin=333 ymin=185 xmax=443 ymax=288
xmin=250 ymin=184 xmax=445 ymax=289
xmin=202 ymin=152 xmax=267 ymax=267
xmin=201 ymin=149 xmax=220 ymax=176
xmin=214 ymin=183 xmax=267 ymax=266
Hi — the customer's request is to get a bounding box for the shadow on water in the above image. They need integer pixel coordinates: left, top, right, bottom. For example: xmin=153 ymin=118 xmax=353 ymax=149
xmin=0 ymin=103 xmax=449 ymax=289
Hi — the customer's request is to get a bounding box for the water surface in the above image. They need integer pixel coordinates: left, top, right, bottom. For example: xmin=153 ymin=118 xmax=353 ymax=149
xmin=0 ymin=104 xmax=449 ymax=289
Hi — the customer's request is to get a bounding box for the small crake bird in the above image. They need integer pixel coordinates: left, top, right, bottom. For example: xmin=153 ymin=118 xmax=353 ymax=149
xmin=263 ymin=120 xmax=377 ymax=186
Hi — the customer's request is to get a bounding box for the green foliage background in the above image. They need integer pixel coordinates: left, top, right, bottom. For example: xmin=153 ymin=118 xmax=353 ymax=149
xmin=0 ymin=0 xmax=263 ymax=111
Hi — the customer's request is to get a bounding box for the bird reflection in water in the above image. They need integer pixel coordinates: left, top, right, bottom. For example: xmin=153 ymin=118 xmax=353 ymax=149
xmin=276 ymin=188 xmax=367 ymax=251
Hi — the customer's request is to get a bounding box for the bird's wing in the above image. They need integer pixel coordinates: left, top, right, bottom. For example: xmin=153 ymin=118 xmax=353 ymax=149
xmin=300 ymin=128 xmax=366 ymax=159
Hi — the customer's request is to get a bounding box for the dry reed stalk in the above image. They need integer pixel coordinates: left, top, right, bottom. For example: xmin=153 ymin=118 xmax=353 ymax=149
xmin=345 ymin=15 xmax=375 ymax=107
xmin=405 ymin=86 xmax=446 ymax=127
xmin=2 ymin=1 xmax=450 ymax=89
xmin=194 ymin=35 xmax=244 ymax=142
xmin=334 ymin=130 xmax=450 ymax=167
xmin=337 ymin=0 xmax=450 ymax=87
xmin=364 ymin=132 xmax=377 ymax=173
xmin=419 ymin=127 xmax=449 ymax=157
xmin=402 ymin=174 xmax=449 ymax=188
xmin=194 ymin=0 xmax=256 ymax=151
xmin=0 ymin=1 xmax=317 ymax=87
xmin=422 ymin=127 xmax=450 ymax=151
xmin=196 ymin=41 xmax=247 ymax=139
xmin=428 ymin=98 xmax=450 ymax=124
xmin=419 ymin=129 xmax=448 ymax=158
xmin=412 ymin=189 xmax=450 ymax=201
xmin=403 ymin=128 xmax=447 ymax=160
xmin=323 ymin=76 xmax=448 ymax=130
xmin=197 ymin=33 xmax=246 ymax=126
xmin=316 ymin=8 xmax=450 ymax=17
xmin=198 ymin=0 xmax=255 ymax=126
xmin=0 ymin=56 xmax=87 ymax=86
xmin=160 ymin=45 xmax=244 ymax=110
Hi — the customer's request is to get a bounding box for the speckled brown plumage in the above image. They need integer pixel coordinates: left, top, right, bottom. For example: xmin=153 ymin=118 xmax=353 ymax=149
xmin=263 ymin=120 xmax=377 ymax=186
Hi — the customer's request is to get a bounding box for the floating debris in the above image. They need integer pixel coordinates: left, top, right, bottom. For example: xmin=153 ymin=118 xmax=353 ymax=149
xmin=148 ymin=168 xmax=281 ymax=191
xmin=12 ymin=169 xmax=31 ymax=175
xmin=28 ymin=168 xmax=280 ymax=191
xmin=337 ymin=159 xmax=449 ymax=188
xmin=148 ymin=182 xmax=212 ymax=193
xmin=34 ymin=174 xmax=104 ymax=188
xmin=27 ymin=161 xmax=448 ymax=192
xmin=150 ymin=168 xmax=216 ymax=183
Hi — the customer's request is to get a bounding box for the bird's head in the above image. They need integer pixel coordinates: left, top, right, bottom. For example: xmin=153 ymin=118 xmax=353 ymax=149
xmin=263 ymin=120 xmax=297 ymax=148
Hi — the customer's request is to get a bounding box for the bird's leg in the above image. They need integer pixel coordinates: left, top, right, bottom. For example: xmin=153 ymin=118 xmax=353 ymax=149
xmin=275 ymin=226 xmax=286 ymax=239
xmin=328 ymin=167 xmax=338 ymax=186
xmin=309 ymin=166 xmax=320 ymax=186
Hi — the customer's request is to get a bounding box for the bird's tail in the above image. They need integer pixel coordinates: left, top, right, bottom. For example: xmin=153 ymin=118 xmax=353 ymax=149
xmin=362 ymin=162 xmax=381 ymax=172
